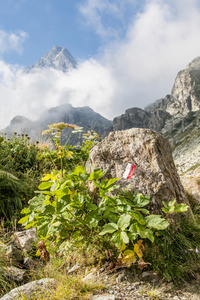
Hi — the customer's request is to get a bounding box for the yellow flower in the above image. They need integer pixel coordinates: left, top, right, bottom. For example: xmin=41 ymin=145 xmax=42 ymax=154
xmin=42 ymin=129 xmax=54 ymax=135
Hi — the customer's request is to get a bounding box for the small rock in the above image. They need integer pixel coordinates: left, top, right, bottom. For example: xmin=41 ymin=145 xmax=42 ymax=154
xmin=68 ymin=264 xmax=80 ymax=273
xmin=92 ymin=295 xmax=115 ymax=300
xmin=5 ymin=244 xmax=24 ymax=265
xmin=14 ymin=228 xmax=37 ymax=252
xmin=82 ymin=272 xmax=95 ymax=282
xmin=6 ymin=266 xmax=26 ymax=282
xmin=116 ymin=273 xmax=125 ymax=284
xmin=23 ymin=257 xmax=36 ymax=269
xmin=141 ymin=271 xmax=160 ymax=282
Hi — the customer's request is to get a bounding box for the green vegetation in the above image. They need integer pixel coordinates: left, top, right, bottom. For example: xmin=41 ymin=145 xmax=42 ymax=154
xmin=0 ymin=122 xmax=200 ymax=298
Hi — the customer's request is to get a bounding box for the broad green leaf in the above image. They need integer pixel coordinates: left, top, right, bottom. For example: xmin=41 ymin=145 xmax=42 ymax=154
xmin=145 ymin=215 xmax=169 ymax=230
xmin=88 ymin=169 xmax=105 ymax=180
xmin=18 ymin=215 xmax=30 ymax=224
xmin=99 ymin=223 xmax=118 ymax=235
xmin=121 ymin=231 xmax=129 ymax=244
xmin=138 ymin=226 xmax=154 ymax=242
xmin=162 ymin=201 xmax=168 ymax=209
xmin=41 ymin=174 xmax=54 ymax=181
xmin=162 ymin=207 xmax=168 ymax=214
xmin=173 ymin=204 xmax=189 ymax=213
xmin=105 ymin=178 xmax=119 ymax=188
xmin=168 ymin=199 xmax=176 ymax=207
xmin=41 ymin=204 xmax=55 ymax=214
xmin=134 ymin=192 xmax=150 ymax=207
xmin=79 ymin=173 xmax=90 ymax=181
xmin=38 ymin=181 xmax=54 ymax=190
xmin=117 ymin=214 xmax=131 ymax=230
xmin=111 ymin=231 xmax=123 ymax=248
xmin=134 ymin=208 xmax=149 ymax=214
xmin=130 ymin=211 xmax=145 ymax=225
xmin=88 ymin=218 xmax=99 ymax=228
xmin=21 ymin=207 xmax=31 ymax=214
xmin=72 ymin=165 xmax=85 ymax=175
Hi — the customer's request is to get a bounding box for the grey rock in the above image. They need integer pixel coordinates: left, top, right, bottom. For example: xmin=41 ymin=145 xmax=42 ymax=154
xmin=92 ymin=296 xmax=115 ymax=300
xmin=23 ymin=257 xmax=36 ymax=269
xmin=82 ymin=272 xmax=95 ymax=282
xmin=5 ymin=266 xmax=26 ymax=282
xmin=86 ymin=128 xmax=191 ymax=215
xmin=0 ymin=278 xmax=56 ymax=300
xmin=5 ymin=244 xmax=24 ymax=265
xmin=141 ymin=271 xmax=160 ymax=282
xmin=14 ymin=228 xmax=37 ymax=252
xmin=68 ymin=264 xmax=80 ymax=273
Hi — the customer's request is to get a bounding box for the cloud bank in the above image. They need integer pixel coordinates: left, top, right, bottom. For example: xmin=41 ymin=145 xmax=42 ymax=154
xmin=1 ymin=0 xmax=200 ymax=128
xmin=0 ymin=30 xmax=28 ymax=55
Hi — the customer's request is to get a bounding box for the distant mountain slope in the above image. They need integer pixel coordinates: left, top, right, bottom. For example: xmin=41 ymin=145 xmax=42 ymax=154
xmin=27 ymin=45 xmax=77 ymax=72
xmin=113 ymin=57 xmax=200 ymax=174
xmin=2 ymin=104 xmax=112 ymax=145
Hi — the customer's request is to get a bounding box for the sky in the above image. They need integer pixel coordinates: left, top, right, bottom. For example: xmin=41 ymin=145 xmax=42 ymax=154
xmin=1 ymin=0 xmax=200 ymax=128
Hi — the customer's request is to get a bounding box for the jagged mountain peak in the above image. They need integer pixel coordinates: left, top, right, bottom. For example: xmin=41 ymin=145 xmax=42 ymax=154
xmin=28 ymin=45 xmax=77 ymax=72
xmin=186 ymin=56 xmax=200 ymax=70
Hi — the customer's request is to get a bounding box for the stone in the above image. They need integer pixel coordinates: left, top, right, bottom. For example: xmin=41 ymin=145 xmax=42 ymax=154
xmin=14 ymin=228 xmax=37 ymax=252
xmin=5 ymin=244 xmax=24 ymax=265
xmin=67 ymin=264 xmax=80 ymax=273
xmin=0 ymin=278 xmax=56 ymax=300
xmin=86 ymin=128 xmax=191 ymax=214
xmin=5 ymin=266 xmax=26 ymax=282
xmin=23 ymin=257 xmax=36 ymax=269
xmin=141 ymin=271 xmax=160 ymax=282
xmin=82 ymin=272 xmax=95 ymax=282
xmin=92 ymin=296 xmax=115 ymax=300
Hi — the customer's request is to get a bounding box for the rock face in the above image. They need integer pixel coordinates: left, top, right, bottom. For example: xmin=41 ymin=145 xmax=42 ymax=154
xmin=86 ymin=128 xmax=190 ymax=214
xmin=113 ymin=107 xmax=169 ymax=133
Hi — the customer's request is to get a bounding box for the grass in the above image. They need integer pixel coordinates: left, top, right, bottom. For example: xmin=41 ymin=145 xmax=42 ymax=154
xmin=20 ymin=251 xmax=105 ymax=300
xmin=144 ymin=215 xmax=200 ymax=283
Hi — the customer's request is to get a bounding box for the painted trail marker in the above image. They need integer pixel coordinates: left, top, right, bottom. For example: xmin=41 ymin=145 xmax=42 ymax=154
xmin=123 ymin=163 xmax=136 ymax=179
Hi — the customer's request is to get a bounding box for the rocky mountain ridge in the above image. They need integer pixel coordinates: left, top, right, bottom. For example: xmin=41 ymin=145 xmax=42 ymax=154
xmin=28 ymin=45 xmax=77 ymax=72
xmin=113 ymin=57 xmax=200 ymax=175
xmin=2 ymin=103 xmax=112 ymax=145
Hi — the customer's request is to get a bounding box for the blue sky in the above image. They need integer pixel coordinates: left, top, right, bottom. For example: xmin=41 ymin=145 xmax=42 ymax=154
xmin=0 ymin=0 xmax=140 ymax=66
xmin=1 ymin=0 xmax=200 ymax=128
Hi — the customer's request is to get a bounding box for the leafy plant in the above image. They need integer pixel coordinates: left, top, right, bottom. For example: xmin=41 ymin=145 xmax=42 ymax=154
xmin=19 ymin=165 xmax=188 ymax=269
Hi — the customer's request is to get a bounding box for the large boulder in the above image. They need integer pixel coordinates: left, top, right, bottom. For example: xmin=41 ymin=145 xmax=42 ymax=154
xmin=86 ymin=128 xmax=190 ymax=214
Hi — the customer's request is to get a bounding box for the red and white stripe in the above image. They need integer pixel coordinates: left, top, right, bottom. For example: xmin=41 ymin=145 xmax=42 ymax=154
xmin=123 ymin=163 xmax=136 ymax=179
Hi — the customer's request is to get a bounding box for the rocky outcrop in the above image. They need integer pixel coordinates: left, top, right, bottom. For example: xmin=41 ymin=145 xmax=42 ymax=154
xmin=1 ymin=278 xmax=56 ymax=300
xmin=146 ymin=57 xmax=200 ymax=116
xmin=86 ymin=128 xmax=190 ymax=214
xmin=113 ymin=107 xmax=169 ymax=133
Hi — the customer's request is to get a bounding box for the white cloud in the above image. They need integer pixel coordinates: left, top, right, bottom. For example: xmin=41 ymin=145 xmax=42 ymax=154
xmin=2 ymin=0 xmax=200 ymax=128
xmin=78 ymin=0 xmax=136 ymax=39
xmin=0 ymin=30 xmax=28 ymax=55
